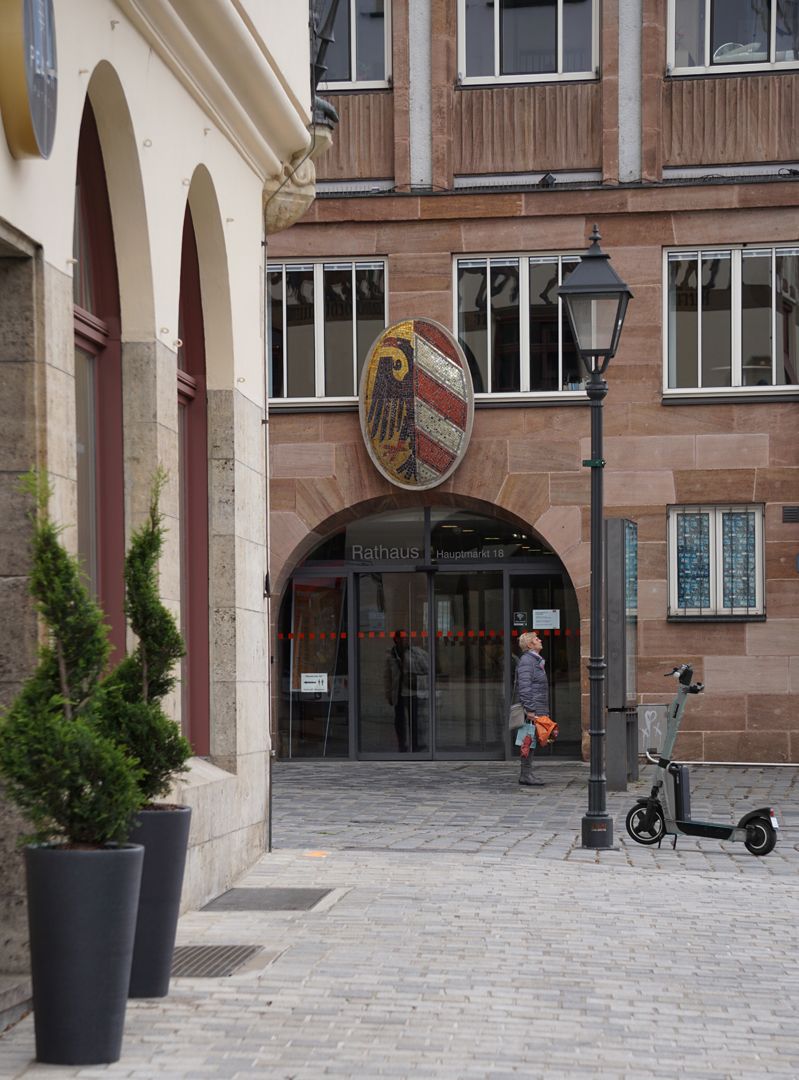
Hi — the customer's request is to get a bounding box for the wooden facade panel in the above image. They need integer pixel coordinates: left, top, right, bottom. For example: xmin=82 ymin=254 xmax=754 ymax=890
xmin=454 ymin=83 xmax=601 ymax=175
xmin=316 ymin=92 xmax=395 ymax=181
xmin=663 ymin=74 xmax=799 ymax=166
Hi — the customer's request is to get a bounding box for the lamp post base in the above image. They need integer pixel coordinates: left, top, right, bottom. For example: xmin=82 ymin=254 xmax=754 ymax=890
xmin=581 ymin=814 xmax=614 ymax=849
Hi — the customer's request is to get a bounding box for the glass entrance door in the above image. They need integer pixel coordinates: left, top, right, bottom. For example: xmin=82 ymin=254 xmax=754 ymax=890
xmin=358 ymin=572 xmax=431 ymax=755
xmin=509 ymin=574 xmax=581 ymax=755
xmin=433 ymin=572 xmax=505 ymax=755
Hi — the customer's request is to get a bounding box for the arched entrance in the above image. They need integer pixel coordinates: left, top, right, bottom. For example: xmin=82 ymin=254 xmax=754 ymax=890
xmin=277 ymin=506 xmax=582 ymax=760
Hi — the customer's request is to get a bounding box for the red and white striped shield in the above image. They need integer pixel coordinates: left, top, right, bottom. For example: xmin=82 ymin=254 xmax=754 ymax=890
xmin=359 ymin=318 xmax=474 ymax=490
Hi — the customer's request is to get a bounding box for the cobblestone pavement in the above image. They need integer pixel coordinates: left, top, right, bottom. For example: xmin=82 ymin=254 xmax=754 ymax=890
xmin=2 ymin=760 xmax=798 ymax=1079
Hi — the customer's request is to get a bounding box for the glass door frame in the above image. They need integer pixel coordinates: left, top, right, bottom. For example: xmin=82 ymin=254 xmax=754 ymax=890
xmin=288 ymin=557 xmax=564 ymax=761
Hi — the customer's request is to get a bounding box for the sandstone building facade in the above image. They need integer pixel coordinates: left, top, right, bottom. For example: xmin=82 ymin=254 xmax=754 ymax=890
xmin=267 ymin=0 xmax=799 ymax=766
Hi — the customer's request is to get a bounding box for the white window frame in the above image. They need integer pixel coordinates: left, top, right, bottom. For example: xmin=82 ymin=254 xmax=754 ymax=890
xmin=267 ymin=259 xmax=388 ymax=403
xmin=662 ymin=243 xmax=799 ymax=396
xmin=318 ymin=0 xmax=393 ymax=91
xmin=453 ymin=252 xmax=587 ymax=399
xmin=667 ymin=0 xmax=799 ymax=76
xmin=457 ymin=0 xmax=599 ymax=85
xmin=667 ymin=504 xmax=765 ymax=618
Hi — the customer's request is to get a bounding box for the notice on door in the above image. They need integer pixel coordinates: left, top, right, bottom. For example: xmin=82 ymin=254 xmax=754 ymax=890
xmin=512 ymin=611 xmax=527 ymax=627
xmin=300 ymin=673 xmax=328 ymax=693
xmin=532 ymin=609 xmax=560 ymax=629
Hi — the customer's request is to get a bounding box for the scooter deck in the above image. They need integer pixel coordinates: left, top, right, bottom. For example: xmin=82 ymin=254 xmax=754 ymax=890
xmin=673 ymin=819 xmax=735 ymax=840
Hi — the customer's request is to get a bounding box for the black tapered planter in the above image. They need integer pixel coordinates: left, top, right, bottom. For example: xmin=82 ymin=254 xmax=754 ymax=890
xmin=25 ymin=843 xmax=144 ymax=1065
xmin=128 ymin=805 xmax=192 ymax=997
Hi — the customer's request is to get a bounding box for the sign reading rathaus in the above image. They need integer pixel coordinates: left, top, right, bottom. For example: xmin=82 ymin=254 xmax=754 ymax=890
xmin=358 ymin=319 xmax=474 ymax=490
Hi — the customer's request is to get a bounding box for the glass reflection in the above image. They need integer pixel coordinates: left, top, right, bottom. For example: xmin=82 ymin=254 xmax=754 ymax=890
xmin=324 ymin=265 xmax=354 ymax=397
xmin=741 ymin=252 xmax=773 ymax=386
xmin=529 ymin=260 xmax=560 ymax=391
xmin=491 ymin=260 xmax=520 ymax=391
xmin=458 ymin=262 xmax=488 ymax=392
xmin=286 ymin=267 xmax=315 ymax=398
xmin=700 ymin=254 xmax=731 ymax=387
xmin=465 ymin=0 xmax=494 ymax=76
xmin=501 ymin=0 xmax=556 ymax=74
xmin=674 ymin=0 xmax=705 ymax=67
xmin=356 ymin=0 xmax=386 ymax=81
xmin=563 ymin=0 xmax=593 ymax=72
xmin=775 ymin=250 xmax=799 ymax=384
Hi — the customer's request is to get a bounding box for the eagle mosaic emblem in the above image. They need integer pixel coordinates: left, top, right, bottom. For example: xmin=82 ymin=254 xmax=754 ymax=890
xmin=359 ymin=319 xmax=474 ymax=490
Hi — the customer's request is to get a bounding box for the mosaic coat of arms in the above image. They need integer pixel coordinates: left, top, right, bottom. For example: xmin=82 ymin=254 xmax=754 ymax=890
xmin=359 ymin=319 xmax=474 ymax=491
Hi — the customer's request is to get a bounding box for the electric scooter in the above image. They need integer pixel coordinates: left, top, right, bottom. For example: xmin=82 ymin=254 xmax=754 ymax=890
xmin=625 ymin=663 xmax=780 ymax=856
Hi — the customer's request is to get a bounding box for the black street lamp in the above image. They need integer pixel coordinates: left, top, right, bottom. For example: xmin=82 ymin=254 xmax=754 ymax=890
xmin=558 ymin=226 xmax=633 ymax=849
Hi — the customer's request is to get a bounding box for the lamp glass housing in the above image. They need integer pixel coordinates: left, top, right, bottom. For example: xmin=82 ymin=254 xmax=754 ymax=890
xmin=565 ymin=293 xmax=630 ymax=371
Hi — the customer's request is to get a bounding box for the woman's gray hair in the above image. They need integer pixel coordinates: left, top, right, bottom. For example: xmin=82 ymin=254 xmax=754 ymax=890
xmin=518 ymin=631 xmax=537 ymax=653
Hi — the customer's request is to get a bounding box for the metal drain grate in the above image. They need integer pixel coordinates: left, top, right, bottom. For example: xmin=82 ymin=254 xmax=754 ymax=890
xmin=171 ymin=944 xmax=262 ymax=978
xmin=202 ymin=887 xmax=331 ymax=912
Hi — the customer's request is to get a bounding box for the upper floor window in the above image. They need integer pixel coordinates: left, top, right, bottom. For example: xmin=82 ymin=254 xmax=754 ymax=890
xmin=317 ymin=0 xmax=391 ymax=89
xmin=665 ymin=246 xmax=799 ymax=393
xmin=668 ymin=504 xmax=765 ymax=619
xmin=458 ymin=0 xmax=597 ymax=84
xmin=669 ymin=0 xmax=799 ymax=74
xmin=456 ymin=254 xmax=585 ymax=395
xmin=268 ymin=260 xmax=387 ymax=400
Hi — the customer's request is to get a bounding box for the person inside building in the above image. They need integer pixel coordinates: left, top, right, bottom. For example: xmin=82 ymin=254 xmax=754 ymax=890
xmin=515 ymin=631 xmax=549 ymax=787
xmin=384 ymin=630 xmax=429 ymax=753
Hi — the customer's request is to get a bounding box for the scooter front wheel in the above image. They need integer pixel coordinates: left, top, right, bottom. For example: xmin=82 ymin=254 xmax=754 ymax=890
xmin=744 ymin=817 xmax=777 ymax=856
xmin=625 ymin=804 xmax=665 ymax=846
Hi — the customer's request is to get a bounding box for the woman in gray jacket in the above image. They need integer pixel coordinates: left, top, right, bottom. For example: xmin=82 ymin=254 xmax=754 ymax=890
xmin=516 ymin=631 xmax=549 ymax=787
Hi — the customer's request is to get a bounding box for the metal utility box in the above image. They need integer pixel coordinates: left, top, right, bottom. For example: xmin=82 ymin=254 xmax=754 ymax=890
xmin=605 ymin=519 xmax=638 ymax=790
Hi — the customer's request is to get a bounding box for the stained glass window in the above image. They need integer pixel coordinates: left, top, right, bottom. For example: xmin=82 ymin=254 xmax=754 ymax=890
xmin=722 ymin=511 xmax=757 ymax=609
xmin=675 ymin=512 xmax=711 ymax=610
xmin=669 ymin=505 xmax=764 ymax=617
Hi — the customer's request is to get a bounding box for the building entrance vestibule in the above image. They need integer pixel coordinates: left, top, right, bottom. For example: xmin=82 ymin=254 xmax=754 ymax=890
xmin=277 ymin=508 xmax=582 ymax=760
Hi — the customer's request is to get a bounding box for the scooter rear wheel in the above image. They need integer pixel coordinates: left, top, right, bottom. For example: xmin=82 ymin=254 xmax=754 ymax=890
xmin=744 ymin=817 xmax=777 ymax=856
xmin=625 ymin=804 xmax=665 ymax=846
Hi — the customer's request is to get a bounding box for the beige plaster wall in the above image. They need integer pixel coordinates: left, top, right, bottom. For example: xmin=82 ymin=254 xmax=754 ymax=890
xmin=0 ymin=0 xmax=309 ymax=992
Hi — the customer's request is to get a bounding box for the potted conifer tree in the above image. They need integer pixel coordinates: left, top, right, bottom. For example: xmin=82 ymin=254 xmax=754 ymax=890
xmin=99 ymin=468 xmax=193 ymax=998
xmin=0 ymin=474 xmax=145 ymax=1065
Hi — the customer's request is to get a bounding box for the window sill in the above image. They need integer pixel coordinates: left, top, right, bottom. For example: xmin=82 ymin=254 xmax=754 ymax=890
xmin=319 ymin=81 xmax=392 ymax=93
xmin=662 ymin=388 xmax=799 ymax=405
xmin=667 ymin=63 xmax=799 ymax=79
xmin=667 ymin=614 xmax=766 ymax=623
xmin=457 ymin=74 xmax=598 ymax=88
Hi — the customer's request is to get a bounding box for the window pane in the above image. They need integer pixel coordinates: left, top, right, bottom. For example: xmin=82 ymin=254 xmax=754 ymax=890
xmin=563 ymin=0 xmax=593 ymax=73
xmin=529 ymin=260 xmax=560 ymax=390
xmin=322 ymin=0 xmax=351 ymax=81
xmin=701 ymin=254 xmax=731 ymax=387
xmin=775 ymin=251 xmax=799 ymax=384
xmin=560 ymin=259 xmax=583 ymax=388
xmin=776 ymin=0 xmax=799 ymax=60
xmin=674 ymin=0 xmax=705 ymax=67
xmin=491 ymin=260 xmax=520 ymax=391
xmin=676 ymin=512 xmax=711 ymax=609
xmin=741 ymin=252 xmax=773 ymax=386
xmin=458 ymin=263 xmax=488 ymax=393
xmin=465 ymin=0 xmax=494 ymax=76
xmin=668 ymin=256 xmax=699 ymax=387
xmin=501 ymin=0 xmax=556 ymax=75
xmin=722 ymin=511 xmax=757 ymax=608
xmin=355 ymin=265 xmax=385 ymax=385
xmin=267 ymin=270 xmax=284 ymax=398
xmin=324 ymin=266 xmax=354 ymax=397
xmin=711 ymin=0 xmax=770 ymax=64
xmin=286 ymin=267 xmax=316 ymax=398
xmin=356 ymin=0 xmax=386 ymax=81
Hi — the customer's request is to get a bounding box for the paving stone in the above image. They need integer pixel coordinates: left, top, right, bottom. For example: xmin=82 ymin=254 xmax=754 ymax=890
xmin=2 ymin=761 xmax=797 ymax=1077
